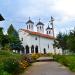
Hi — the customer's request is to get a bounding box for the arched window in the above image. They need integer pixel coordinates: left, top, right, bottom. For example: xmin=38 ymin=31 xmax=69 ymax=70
xmin=40 ymin=26 xmax=41 ymax=30
xmin=35 ymin=37 xmax=37 ymax=40
xmin=35 ymin=46 xmax=38 ymax=53
xmin=43 ymin=48 xmax=46 ymax=54
xmin=47 ymin=31 xmax=48 ymax=34
xmin=42 ymin=26 xmax=43 ymax=28
xmin=25 ymin=45 xmax=29 ymax=54
xmin=29 ymin=25 xmax=30 ymax=29
xmin=49 ymin=31 xmax=50 ymax=34
xmin=48 ymin=44 xmax=49 ymax=49
xmin=21 ymin=38 xmax=23 ymax=41
xmin=27 ymin=25 xmax=28 ymax=29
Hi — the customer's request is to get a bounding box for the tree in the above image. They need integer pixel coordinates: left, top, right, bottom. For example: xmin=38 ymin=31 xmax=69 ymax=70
xmin=55 ymin=32 xmax=68 ymax=54
xmin=7 ymin=24 xmax=24 ymax=51
xmin=0 ymin=27 xmax=4 ymax=48
xmin=67 ymin=29 xmax=75 ymax=53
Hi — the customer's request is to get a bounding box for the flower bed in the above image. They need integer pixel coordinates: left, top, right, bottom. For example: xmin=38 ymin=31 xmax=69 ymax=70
xmin=0 ymin=51 xmax=40 ymax=75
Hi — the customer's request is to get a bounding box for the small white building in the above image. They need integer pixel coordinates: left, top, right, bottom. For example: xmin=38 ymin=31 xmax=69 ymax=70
xmin=19 ymin=18 xmax=62 ymax=54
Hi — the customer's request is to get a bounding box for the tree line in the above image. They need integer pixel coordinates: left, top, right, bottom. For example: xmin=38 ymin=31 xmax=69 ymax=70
xmin=54 ymin=28 xmax=75 ymax=54
xmin=0 ymin=24 xmax=24 ymax=51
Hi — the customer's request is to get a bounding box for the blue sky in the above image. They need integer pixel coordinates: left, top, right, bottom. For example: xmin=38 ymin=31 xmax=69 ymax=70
xmin=0 ymin=0 xmax=75 ymax=35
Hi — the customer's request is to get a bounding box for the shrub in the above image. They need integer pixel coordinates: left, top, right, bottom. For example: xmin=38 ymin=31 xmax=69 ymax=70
xmin=3 ymin=58 xmax=21 ymax=75
xmin=0 ymin=70 xmax=11 ymax=75
xmin=53 ymin=55 xmax=75 ymax=72
xmin=31 ymin=54 xmax=40 ymax=61
xmin=19 ymin=60 xmax=29 ymax=70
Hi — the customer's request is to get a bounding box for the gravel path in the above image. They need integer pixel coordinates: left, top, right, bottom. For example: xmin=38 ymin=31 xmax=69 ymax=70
xmin=21 ymin=57 xmax=75 ymax=75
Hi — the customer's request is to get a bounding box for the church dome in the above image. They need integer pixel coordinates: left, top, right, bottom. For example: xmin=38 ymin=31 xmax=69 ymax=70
xmin=26 ymin=19 xmax=34 ymax=24
xmin=46 ymin=25 xmax=52 ymax=30
xmin=36 ymin=21 xmax=44 ymax=26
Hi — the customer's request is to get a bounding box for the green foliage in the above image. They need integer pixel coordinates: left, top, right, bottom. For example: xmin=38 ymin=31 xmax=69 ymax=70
xmin=0 ymin=70 xmax=11 ymax=75
xmin=54 ymin=55 xmax=75 ymax=71
xmin=56 ymin=32 xmax=68 ymax=50
xmin=7 ymin=24 xmax=24 ymax=51
xmin=67 ymin=30 xmax=75 ymax=53
xmin=55 ymin=28 xmax=75 ymax=53
xmin=0 ymin=27 xmax=4 ymax=46
xmin=0 ymin=51 xmax=40 ymax=75
xmin=3 ymin=58 xmax=20 ymax=75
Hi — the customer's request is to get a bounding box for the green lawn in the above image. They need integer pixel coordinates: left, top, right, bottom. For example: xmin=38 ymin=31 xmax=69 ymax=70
xmin=53 ymin=55 xmax=75 ymax=72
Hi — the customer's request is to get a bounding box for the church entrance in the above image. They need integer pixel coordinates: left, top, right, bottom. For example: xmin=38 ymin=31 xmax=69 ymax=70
xmin=26 ymin=45 xmax=29 ymax=54
xmin=43 ymin=48 xmax=46 ymax=54
xmin=35 ymin=46 xmax=38 ymax=53
xmin=31 ymin=45 xmax=34 ymax=53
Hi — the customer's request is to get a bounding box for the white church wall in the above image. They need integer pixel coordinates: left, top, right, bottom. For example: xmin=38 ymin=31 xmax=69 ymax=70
xmin=30 ymin=35 xmax=54 ymax=54
xmin=40 ymin=37 xmax=54 ymax=53
xmin=19 ymin=30 xmax=62 ymax=54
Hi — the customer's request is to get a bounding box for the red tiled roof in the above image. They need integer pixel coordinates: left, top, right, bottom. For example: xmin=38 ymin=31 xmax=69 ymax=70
xmin=20 ymin=29 xmax=54 ymax=39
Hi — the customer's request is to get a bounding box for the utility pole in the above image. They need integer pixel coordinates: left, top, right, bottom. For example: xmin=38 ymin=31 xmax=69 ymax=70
xmin=49 ymin=16 xmax=56 ymax=54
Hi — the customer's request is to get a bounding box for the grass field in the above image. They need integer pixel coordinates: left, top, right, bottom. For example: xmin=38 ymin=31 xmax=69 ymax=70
xmin=53 ymin=55 xmax=75 ymax=72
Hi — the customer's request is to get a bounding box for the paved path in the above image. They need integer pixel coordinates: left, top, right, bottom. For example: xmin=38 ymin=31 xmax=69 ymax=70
xmin=36 ymin=57 xmax=53 ymax=61
xmin=21 ymin=57 xmax=75 ymax=75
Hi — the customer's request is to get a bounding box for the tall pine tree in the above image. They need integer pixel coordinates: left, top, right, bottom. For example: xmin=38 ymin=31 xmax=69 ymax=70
xmin=7 ymin=24 xmax=24 ymax=51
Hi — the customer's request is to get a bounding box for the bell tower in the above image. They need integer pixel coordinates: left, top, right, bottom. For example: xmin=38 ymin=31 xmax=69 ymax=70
xmin=46 ymin=25 xmax=52 ymax=35
xmin=36 ymin=19 xmax=44 ymax=33
xmin=26 ymin=17 xmax=34 ymax=31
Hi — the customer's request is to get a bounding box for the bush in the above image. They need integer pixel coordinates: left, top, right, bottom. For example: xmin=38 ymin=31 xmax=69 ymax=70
xmin=31 ymin=54 xmax=40 ymax=61
xmin=0 ymin=51 xmax=41 ymax=75
xmin=0 ymin=70 xmax=11 ymax=75
xmin=19 ymin=60 xmax=29 ymax=70
xmin=3 ymin=58 xmax=21 ymax=75
xmin=53 ymin=55 xmax=75 ymax=71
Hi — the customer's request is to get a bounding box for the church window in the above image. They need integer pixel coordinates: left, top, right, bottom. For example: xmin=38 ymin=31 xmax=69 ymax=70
xmin=29 ymin=25 xmax=30 ymax=29
xmin=31 ymin=25 xmax=33 ymax=28
xmin=49 ymin=31 xmax=50 ymax=34
xmin=27 ymin=25 xmax=28 ymax=29
xmin=47 ymin=31 xmax=48 ymax=34
xmin=35 ymin=37 xmax=37 ymax=40
xmin=21 ymin=38 xmax=23 ymax=41
xmin=48 ymin=44 xmax=49 ymax=48
xmin=40 ymin=26 xmax=41 ymax=30
xmin=37 ymin=27 xmax=39 ymax=29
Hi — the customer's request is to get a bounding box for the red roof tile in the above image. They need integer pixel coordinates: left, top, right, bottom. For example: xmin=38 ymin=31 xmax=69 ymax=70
xmin=20 ymin=29 xmax=54 ymax=39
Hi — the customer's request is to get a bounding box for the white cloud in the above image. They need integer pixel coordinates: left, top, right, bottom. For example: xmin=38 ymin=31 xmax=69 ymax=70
xmin=1 ymin=0 xmax=75 ymax=35
xmin=54 ymin=0 xmax=75 ymax=18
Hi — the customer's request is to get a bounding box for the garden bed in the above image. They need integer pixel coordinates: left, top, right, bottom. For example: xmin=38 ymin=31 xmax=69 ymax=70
xmin=0 ymin=51 xmax=40 ymax=75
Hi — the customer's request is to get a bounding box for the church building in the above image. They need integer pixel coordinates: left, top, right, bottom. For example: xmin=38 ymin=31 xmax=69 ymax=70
xmin=18 ymin=18 xmax=62 ymax=54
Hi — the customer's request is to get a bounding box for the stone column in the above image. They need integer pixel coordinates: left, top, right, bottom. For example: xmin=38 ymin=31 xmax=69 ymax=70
xmin=20 ymin=50 xmax=22 ymax=54
xmin=29 ymin=47 xmax=31 ymax=54
xmin=16 ymin=50 xmax=18 ymax=53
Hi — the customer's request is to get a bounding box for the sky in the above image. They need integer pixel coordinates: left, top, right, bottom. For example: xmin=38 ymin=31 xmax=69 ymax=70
xmin=0 ymin=0 xmax=75 ymax=35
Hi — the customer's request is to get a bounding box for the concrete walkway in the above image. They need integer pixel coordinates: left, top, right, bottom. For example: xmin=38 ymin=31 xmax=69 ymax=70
xmin=36 ymin=57 xmax=53 ymax=61
xmin=21 ymin=57 xmax=75 ymax=75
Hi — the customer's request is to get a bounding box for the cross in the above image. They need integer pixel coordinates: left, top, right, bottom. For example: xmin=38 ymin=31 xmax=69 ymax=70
xmin=29 ymin=17 xmax=30 ymax=20
xmin=39 ymin=18 xmax=41 ymax=22
xmin=49 ymin=16 xmax=54 ymax=25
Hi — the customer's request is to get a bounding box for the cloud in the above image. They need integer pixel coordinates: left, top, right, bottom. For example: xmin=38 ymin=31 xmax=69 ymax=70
xmin=53 ymin=0 xmax=75 ymax=20
xmin=0 ymin=0 xmax=75 ymax=35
